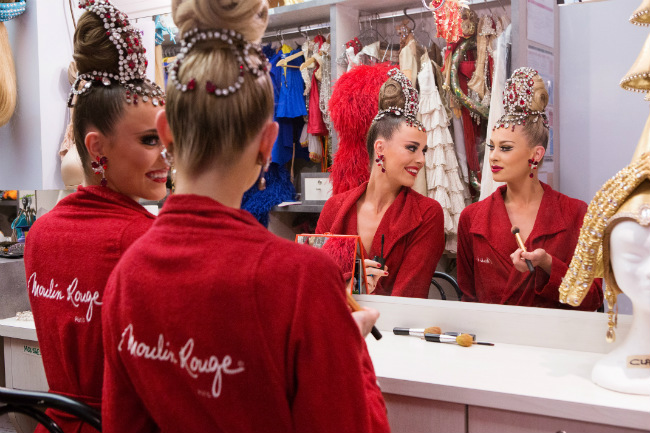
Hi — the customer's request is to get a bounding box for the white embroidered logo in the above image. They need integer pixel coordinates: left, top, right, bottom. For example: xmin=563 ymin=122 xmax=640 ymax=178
xmin=476 ymin=257 xmax=492 ymax=265
xmin=29 ymin=273 xmax=102 ymax=322
xmin=118 ymin=324 xmax=245 ymax=398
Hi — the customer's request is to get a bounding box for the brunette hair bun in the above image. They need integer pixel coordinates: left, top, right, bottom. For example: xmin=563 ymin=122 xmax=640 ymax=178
xmin=172 ymin=0 xmax=269 ymax=43
xmin=73 ymin=12 xmax=119 ymax=75
xmin=378 ymin=78 xmax=406 ymax=110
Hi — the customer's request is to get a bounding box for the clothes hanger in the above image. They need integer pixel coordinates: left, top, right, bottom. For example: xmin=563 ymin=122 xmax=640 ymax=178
xmin=357 ymin=14 xmax=387 ymax=48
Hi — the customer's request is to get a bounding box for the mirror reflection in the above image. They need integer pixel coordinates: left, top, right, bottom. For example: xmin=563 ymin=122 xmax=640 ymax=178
xmin=2 ymin=1 xmax=646 ymax=315
xmin=296 ymin=234 xmax=368 ymax=294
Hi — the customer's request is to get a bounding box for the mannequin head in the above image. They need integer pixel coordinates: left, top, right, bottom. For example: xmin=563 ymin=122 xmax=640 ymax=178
xmin=71 ymin=4 xmax=167 ymax=201
xmin=366 ymin=69 xmax=427 ymax=189
xmin=158 ymin=0 xmax=277 ymax=192
xmin=608 ymin=221 xmax=650 ymax=313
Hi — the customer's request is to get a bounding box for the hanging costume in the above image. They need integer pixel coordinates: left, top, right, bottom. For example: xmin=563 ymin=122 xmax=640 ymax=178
xmin=102 ymin=194 xmax=390 ymax=433
xmin=25 ymin=186 xmax=155 ymax=433
xmin=457 ymin=183 xmax=603 ymax=309
xmin=317 ymin=182 xmax=444 ymax=298
xmin=328 ymin=63 xmax=394 ymax=195
xmin=419 ymin=52 xmax=468 ymax=254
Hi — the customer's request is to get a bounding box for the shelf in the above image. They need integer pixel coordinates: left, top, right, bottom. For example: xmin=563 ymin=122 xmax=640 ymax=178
xmin=0 ymin=200 xmax=18 ymax=207
xmin=271 ymin=203 xmax=324 ymax=213
xmin=268 ymin=0 xmax=342 ymax=31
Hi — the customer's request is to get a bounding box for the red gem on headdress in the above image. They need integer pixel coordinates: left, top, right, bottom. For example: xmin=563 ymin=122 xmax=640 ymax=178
xmin=128 ymin=49 xmax=133 ymax=54
xmin=206 ymin=81 xmax=217 ymax=93
xmin=187 ymin=79 xmax=196 ymax=90
xmin=128 ymin=61 xmax=135 ymax=69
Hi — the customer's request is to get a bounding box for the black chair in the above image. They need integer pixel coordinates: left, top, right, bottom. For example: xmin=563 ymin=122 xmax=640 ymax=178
xmin=0 ymin=387 xmax=101 ymax=433
xmin=431 ymin=272 xmax=462 ymax=301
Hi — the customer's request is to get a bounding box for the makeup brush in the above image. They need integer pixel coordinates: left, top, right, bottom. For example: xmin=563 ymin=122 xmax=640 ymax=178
xmin=511 ymin=226 xmax=535 ymax=273
xmin=393 ymin=326 xmax=442 ymax=337
xmin=424 ymin=333 xmax=495 ymax=347
xmin=373 ymin=234 xmax=386 ymax=269
xmin=346 ymin=292 xmax=382 ymax=340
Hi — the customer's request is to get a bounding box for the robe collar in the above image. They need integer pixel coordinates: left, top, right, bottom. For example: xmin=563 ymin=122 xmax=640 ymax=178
xmin=326 ymin=181 xmax=424 ymax=259
xmin=469 ymin=182 xmax=568 ymax=246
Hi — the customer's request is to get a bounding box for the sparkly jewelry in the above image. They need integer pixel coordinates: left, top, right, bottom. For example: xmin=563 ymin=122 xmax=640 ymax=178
xmin=372 ymin=68 xmax=426 ymax=132
xmin=168 ymin=28 xmax=268 ymax=98
xmin=68 ymin=0 xmax=165 ymax=107
xmin=0 ymin=0 xmax=26 ymax=22
xmin=559 ymin=151 xmax=650 ymax=311
xmin=527 ymin=158 xmax=538 ymax=178
xmin=345 ymin=37 xmax=363 ymax=55
xmin=91 ymin=156 xmax=108 ymax=187
xmin=375 ymin=154 xmax=386 ymax=173
xmin=494 ymin=67 xmax=549 ymax=131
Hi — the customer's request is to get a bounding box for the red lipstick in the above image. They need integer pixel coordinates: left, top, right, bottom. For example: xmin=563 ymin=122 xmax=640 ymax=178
xmin=491 ymin=165 xmax=503 ymax=173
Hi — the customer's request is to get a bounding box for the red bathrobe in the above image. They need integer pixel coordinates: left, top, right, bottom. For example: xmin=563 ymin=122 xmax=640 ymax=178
xmin=457 ymin=183 xmax=603 ymax=310
xmin=101 ymin=194 xmax=389 ymax=433
xmin=24 ymin=186 xmax=155 ymax=433
xmin=316 ymin=182 xmax=445 ymax=298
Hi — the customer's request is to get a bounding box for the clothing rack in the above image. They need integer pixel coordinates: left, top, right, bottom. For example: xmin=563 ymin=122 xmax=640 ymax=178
xmin=358 ymin=6 xmax=431 ymax=24
xmin=262 ymin=22 xmax=331 ymax=41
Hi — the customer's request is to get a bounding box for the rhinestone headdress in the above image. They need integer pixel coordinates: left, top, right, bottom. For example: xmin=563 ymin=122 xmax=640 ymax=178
xmin=372 ymin=68 xmax=426 ymax=132
xmin=67 ymin=0 xmax=164 ymax=107
xmin=494 ymin=67 xmax=549 ymax=131
xmin=168 ymin=28 xmax=269 ymax=98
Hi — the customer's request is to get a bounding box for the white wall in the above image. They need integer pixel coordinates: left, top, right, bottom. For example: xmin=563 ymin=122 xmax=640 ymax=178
xmin=559 ymin=0 xmax=649 ymax=203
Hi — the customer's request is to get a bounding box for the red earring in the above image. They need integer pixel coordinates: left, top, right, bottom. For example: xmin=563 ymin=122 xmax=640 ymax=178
xmin=91 ymin=156 xmax=108 ymax=187
xmin=528 ymin=159 xmax=538 ymax=178
xmin=375 ymin=154 xmax=386 ymax=173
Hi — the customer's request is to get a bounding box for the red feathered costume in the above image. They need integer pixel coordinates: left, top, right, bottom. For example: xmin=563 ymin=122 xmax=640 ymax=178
xmin=328 ymin=64 xmax=393 ymax=195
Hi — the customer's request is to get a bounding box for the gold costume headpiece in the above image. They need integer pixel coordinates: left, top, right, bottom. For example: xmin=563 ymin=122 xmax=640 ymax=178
xmin=630 ymin=0 xmax=650 ymax=26
xmin=559 ymin=114 xmax=650 ymax=342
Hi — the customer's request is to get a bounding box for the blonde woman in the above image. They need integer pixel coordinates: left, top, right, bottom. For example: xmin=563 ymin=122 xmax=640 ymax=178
xmin=101 ymin=0 xmax=389 ymax=431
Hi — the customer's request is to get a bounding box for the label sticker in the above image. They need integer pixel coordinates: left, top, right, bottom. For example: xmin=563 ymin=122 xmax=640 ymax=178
xmin=627 ymin=355 xmax=650 ymax=368
xmin=23 ymin=345 xmax=41 ymax=357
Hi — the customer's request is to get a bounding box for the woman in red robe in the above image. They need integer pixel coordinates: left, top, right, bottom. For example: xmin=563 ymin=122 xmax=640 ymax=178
xmin=318 ymin=68 xmax=445 ymax=298
xmin=24 ymin=3 xmax=167 ymax=432
xmin=100 ymin=0 xmax=389 ymax=432
xmin=457 ymin=67 xmax=603 ymax=310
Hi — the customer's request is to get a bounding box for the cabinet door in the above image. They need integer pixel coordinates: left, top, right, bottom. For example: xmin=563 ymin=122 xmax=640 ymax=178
xmin=383 ymin=393 xmax=466 ymax=433
xmin=468 ymin=406 xmax=649 ymax=433
xmin=4 ymin=338 xmax=48 ymax=391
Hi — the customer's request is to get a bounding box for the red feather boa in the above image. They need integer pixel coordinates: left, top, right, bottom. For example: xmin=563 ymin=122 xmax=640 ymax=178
xmin=328 ymin=64 xmax=393 ymax=195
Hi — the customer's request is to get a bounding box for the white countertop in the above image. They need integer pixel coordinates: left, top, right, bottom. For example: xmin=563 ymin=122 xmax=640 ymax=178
xmin=0 ymin=316 xmax=36 ymax=341
xmin=2 ymin=315 xmax=649 ymax=430
xmin=367 ymin=334 xmax=650 ymax=430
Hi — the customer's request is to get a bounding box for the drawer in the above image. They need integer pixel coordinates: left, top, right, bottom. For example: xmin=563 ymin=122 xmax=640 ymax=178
xmin=468 ymin=405 xmax=648 ymax=433
xmin=383 ymin=393 xmax=466 ymax=433
xmin=4 ymin=337 xmax=48 ymax=391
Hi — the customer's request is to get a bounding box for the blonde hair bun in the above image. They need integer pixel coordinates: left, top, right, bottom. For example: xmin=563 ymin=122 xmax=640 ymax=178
xmin=529 ymin=74 xmax=549 ymax=112
xmin=172 ymin=0 xmax=270 ymax=43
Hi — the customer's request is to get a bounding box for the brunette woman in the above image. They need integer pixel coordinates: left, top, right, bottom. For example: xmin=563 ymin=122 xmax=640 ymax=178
xmin=100 ymin=0 xmax=389 ymax=431
xmin=23 ymin=3 xmax=166 ymax=432
xmin=457 ymin=67 xmax=603 ymax=310
xmin=317 ymin=69 xmax=445 ymax=298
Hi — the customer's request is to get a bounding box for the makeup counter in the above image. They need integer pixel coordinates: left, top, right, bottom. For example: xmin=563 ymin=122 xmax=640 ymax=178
xmin=1 ymin=257 xmax=649 ymax=433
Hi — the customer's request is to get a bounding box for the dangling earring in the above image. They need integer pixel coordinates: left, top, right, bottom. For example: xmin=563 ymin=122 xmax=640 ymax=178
xmin=605 ymin=290 xmax=618 ymax=343
xmin=375 ymin=154 xmax=386 ymax=173
xmin=528 ymin=159 xmax=538 ymax=178
xmin=258 ymin=157 xmax=270 ymax=191
xmin=91 ymin=156 xmax=108 ymax=187
xmin=160 ymin=146 xmax=176 ymax=192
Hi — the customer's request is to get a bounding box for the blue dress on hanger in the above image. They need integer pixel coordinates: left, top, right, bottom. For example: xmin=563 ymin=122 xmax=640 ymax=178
xmin=269 ymin=49 xmax=309 ymax=165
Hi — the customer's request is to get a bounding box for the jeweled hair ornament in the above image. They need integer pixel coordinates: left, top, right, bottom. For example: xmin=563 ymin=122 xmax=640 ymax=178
xmin=67 ymin=0 xmax=165 ymax=107
xmin=372 ymin=68 xmax=426 ymax=132
xmin=559 ymin=113 xmax=650 ymax=342
xmin=0 ymin=1 xmax=26 ymax=22
xmin=493 ymin=67 xmax=549 ymax=131
xmin=168 ymin=27 xmax=269 ymax=97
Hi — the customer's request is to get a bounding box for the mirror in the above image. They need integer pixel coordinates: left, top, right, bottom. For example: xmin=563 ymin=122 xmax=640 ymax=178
xmin=296 ymin=234 xmax=368 ymax=294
